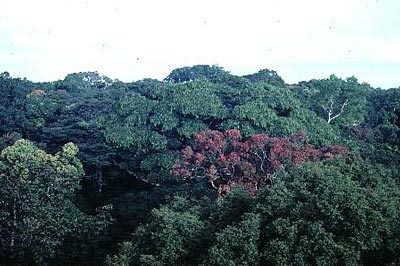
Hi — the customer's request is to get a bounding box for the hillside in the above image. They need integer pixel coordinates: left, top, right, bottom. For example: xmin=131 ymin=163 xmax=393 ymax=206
xmin=1 ymin=66 xmax=399 ymax=265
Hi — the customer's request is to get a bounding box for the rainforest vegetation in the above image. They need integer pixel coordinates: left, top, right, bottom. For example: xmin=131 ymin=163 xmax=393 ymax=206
xmin=1 ymin=65 xmax=400 ymax=265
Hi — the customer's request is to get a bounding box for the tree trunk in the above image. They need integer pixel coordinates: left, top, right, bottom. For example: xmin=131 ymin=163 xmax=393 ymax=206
xmin=10 ymin=199 xmax=17 ymax=254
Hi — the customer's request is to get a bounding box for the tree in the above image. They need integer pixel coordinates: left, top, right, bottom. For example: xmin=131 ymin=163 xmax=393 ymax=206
xmin=254 ymin=157 xmax=400 ymax=265
xmin=204 ymin=213 xmax=261 ymax=266
xmin=292 ymin=75 xmax=371 ymax=127
xmin=243 ymin=68 xmax=285 ymax=87
xmin=0 ymin=140 xmax=109 ymax=264
xmin=164 ymin=65 xmax=228 ymax=83
xmin=106 ymin=196 xmax=207 ymax=266
xmin=227 ymin=83 xmax=340 ymax=146
xmin=0 ymin=73 xmax=35 ymax=134
xmin=57 ymin=71 xmax=113 ymax=92
xmin=171 ymin=129 xmax=348 ymax=197
xmin=366 ymin=88 xmax=400 ymax=144
xmin=321 ymin=98 xmax=349 ymax=124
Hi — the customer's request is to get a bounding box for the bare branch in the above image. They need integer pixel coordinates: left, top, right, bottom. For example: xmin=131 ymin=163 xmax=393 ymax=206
xmin=252 ymin=148 xmax=267 ymax=172
xmin=210 ymin=179 xmax=218 ymax=189
xmin=321 ymin=98 xmax=349 ymax=124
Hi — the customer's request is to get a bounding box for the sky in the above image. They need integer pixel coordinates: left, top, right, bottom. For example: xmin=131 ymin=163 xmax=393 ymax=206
xmin=1 ymin=0 xmax=400 ymax=88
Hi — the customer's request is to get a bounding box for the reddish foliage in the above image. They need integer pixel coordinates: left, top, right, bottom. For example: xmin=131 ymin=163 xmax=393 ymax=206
xmin=170 ymin=129 xmax=347 ymax=198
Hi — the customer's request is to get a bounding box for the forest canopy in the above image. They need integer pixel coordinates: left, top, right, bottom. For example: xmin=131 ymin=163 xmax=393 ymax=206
xmin=1 ymin=66 xmax=400 ymax=265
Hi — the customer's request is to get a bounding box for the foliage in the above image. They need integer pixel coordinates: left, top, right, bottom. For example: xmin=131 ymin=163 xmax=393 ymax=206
xmin=2 ymin=66 xmax=400 ymax=265
xmin=230 ymin=83 xmax=340 ymax=145
xmin=106 ymin=196 xmax=207 ymax=266
xmin=56 ymin=71 xmax=113 ymax=92
xmin=164 ymin=65 xmax=228 ymax=83
xmin=243 ymin=68 xmax=285 ymax=87
xmin=292 ymin=75 xmax=371 ymax=127
xmin=0 ymin=140 xmax=111 ymax=264
xmin=110 ymin=157 xmax=400 ymax=266
xmin=171 ymin=129 xmax=348 ymax=197
xmin=0 ymin=73 xmax=36 ymax=134
xmin=254 ymin=157 xmax=400 ymax=265
xmin=204 ymin=213 xmax=261 ymax=266
xmin=366 ymin=88 xmax=400 ymax=145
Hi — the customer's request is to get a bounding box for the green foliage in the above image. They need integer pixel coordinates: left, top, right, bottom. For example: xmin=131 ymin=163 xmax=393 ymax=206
xmin=293 ymin=75 xmax=371 ymax=127
xmin=150 ymin=110 xmax=179 ymax=132
xmin=0 ymin=140 xmax=84 ymax=263
xmin=254 ymin=157 xmax=400 ymax=265
xmin=2 ymin=67 xmax=400 ymax=266
xmin=232 ymin=84 xmax=339 ymax=145
xmin=94 ymin=80 xmax=228 ymax=153
xmin=0 ymin=73 xmax=35 ymax=133
xmin=204 ymin=213 xmax=261 ymax=266
xmin=56 ymin=71 xmax=113 ymax=92
xmin=209 ymin=187 xmax=252 ymax=229
xmin=164 ymin=65 xmax=229 ymax=83
xmin=104 ymin=124 xmax=167 ymax=151
xmin=177 ymin=119 xmax=209 ymax=139
xmin=140 ymin=151 xmax=180 ymax=183
xmin=235 ymin=98 xmax=278 ymax=128
xmin=99 ymin=92 xmax=165 ymax=151
xmin=366 ymin=88 xmax=400 ymax=145
xmin=154 ymin=81 xmax=228 ymax=121
xmin=218 ymin=119 xmax=256 ymax=138
xmin=107 ymin=196 xmax=207 ymax=266
xmin=243 ymin=68 xmax=285 ymax=87
xmin=140 ymin=151 xmax=178 ymax=173
xmin=112 ymin=154 xmax=400 ymax=265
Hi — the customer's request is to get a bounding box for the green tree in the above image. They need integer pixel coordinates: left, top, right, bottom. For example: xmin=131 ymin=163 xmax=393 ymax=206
xmin=255 ymin=157 xmax=400 ymax=265
xmin=164 ymin=65 xmax=228 ymax=83
xmin=106 ymin=196 xmax=207 ymax=266
xmin=204 ymin=213 xmax=261 ymax=266
xmin=230 ymin=84 xmax=339 ymax=145
xmin=208 ymin=187 xmax=252 ymax=230
xmin=0 ymin=140 xmax=107 ymax=264
xmin=243 ymin=68 xmax=285 ymax=87
xmin=0 ymin=72 xmax=35 ymax=134
xmin=292 ymin=75 xmax=371 ymax=127
xmin=366 ymin=88 xmax=400 ymax=144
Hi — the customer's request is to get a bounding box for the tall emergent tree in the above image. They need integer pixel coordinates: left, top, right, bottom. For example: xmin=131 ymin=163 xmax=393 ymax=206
xmin=0 ymin=140 xmax=110 ymax=264
xmin=171 ymin=129 xmax=348 ymax=197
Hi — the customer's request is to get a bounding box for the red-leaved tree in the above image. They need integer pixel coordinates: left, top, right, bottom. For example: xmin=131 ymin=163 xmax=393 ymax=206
xmin=170 ymin=129 xmax=347 ymax=197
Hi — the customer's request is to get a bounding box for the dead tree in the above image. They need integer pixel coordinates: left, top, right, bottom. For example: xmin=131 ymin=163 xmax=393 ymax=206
xmin=322 ymin=98 xmax=349 ymax=124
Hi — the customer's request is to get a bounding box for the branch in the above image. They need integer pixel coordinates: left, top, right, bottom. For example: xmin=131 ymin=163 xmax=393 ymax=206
xmin=252 ymin=149 xmax=267 ymax=172
xmin=322 ymin=98 xmax=349 ymax=124
xmin=11 ymin=199 xmax=17 ymax=251
xmin=328 ymin=99 xmax=349 ymax=123
xmin=210 ymin=179 xmax=218 ymax=190
xmin=208 ymin=165 xmax=219 ymax=190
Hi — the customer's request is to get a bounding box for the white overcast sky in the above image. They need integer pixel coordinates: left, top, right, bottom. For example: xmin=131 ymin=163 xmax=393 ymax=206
xmin=1 ymin=0 xmax=400 ymax=88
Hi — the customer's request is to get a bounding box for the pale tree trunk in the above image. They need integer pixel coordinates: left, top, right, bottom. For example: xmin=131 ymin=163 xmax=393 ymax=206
xmin=322 ymin=98 xmax=349 ymax=124
xmin=10 ymin=199 xmax=17 ymax=253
